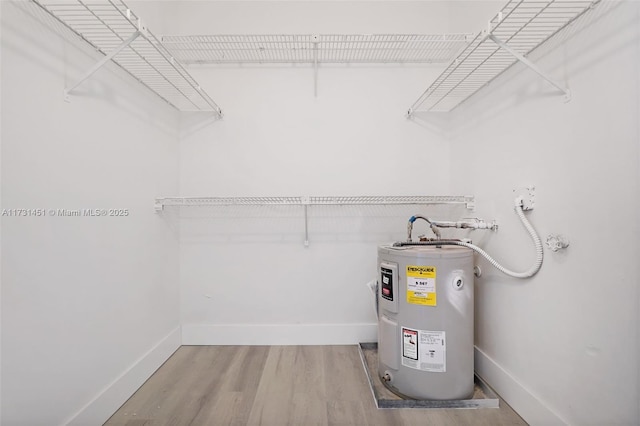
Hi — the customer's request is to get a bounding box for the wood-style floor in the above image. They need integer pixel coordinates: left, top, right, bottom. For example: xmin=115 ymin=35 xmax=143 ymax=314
xmin=105 ymin=346 xmax=526 ymax=426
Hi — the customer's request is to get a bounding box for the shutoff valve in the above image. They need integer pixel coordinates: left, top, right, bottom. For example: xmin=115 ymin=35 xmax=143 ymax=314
xmin=546 ymin=234 xmax=569 ymax=252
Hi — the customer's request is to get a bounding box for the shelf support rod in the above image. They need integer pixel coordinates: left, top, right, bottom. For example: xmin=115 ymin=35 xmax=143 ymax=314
xmin=488 ymin=34 xmax=571 ymax=101
xmin=303 ymin=204 xmax=310 ymax=247
xmin=312 ymin=35 xmax=319 ymax=97
xmin=64 ymin=31 xmax=141 ymax=100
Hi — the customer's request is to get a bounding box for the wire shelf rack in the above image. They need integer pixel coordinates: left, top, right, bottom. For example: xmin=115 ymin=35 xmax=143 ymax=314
xmin=160 ymin=34 xmax=471 ymax=64
xmin=409 ymin=0 xmax=599 ymax=113
xmin=155 ymin=195 xmax=474 ymax=209
xmin=33 ymin=0 xmax=222 ymax=114
xmin=155 ymin=195 xmax=475 ymax=246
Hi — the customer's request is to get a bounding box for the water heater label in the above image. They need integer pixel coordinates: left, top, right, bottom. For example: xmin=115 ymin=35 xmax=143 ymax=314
xmin=401 ymin=328 xmax=446 ymax=373
xmin=406 ymin=265 xmax=437 ymax=306
xmin=402 ymin=328 xmax=418 ymax=360
xmin=380 ymin=266 xmax=394 ymax=301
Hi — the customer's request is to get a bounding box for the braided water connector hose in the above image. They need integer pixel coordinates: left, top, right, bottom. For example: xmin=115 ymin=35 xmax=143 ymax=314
xmin=395 ymin=197 xmax=543 ymax=278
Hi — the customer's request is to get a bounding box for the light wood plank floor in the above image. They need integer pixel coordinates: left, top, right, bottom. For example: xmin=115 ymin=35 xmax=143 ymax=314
xmin=105 ymin=346 xmax=526 ymax=426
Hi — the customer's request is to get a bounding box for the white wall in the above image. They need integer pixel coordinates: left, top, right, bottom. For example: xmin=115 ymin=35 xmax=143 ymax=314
xmin=130 ymin=0 xmax=502 ymax=35
xmin=1 ymin=2 xmax=181 ymax=425
xmin=0 ymin=0 xmax=4 ymax=420
xmin=178 ymin=57 xmax=455 ymax=345
xmin=158 ymin=1 xmax=504 ymax=344
xmin=447 ymin=2 xmax=640 ymax=425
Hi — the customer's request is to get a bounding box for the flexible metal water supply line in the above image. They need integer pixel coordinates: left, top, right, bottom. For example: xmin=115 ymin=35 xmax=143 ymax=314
xmin=407 ymin=215 xmax=443 ymax=240
xmin=407 ymin=216 xmax=498 ymax=241
xmin=397 ymin=197 xmax=544 ymax=279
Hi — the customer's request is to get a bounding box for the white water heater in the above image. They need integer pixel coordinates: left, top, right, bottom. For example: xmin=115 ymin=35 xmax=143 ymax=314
xmin=377 ymin=244 xmax=474 ymax=400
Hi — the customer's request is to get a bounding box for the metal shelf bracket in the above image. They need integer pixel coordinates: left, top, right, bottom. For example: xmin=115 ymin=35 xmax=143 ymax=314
xmin=303 ymin=204 xmax=310 ymax=247
xmin=301 ymin=196 xmax=311 ymax=246
xmin=154 ymin=200 xmax=164 ymax=213
xmin=64 ymin=30 xmax=141 ymax=102
xmin=312 ymin=34 xmax=319 ymax=97
xmin=487 ymin=34 xmax=571 ymax=102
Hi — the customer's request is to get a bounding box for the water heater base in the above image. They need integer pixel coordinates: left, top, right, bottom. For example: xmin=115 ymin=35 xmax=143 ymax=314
xmin=358 ymin=343 xmax=500 ymax=409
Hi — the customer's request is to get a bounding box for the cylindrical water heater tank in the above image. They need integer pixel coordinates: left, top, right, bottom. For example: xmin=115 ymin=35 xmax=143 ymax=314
xmin=377 ymin=245 xmax=474 ymax=400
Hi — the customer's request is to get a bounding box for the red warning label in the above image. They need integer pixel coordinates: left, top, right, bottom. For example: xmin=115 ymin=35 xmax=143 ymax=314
xmin=402 ymin=327 xmax=418 ymax=360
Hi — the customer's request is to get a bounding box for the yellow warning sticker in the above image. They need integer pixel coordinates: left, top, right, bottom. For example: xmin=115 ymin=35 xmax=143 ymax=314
xmin=406 ymin=265 xmax=437 ymax=306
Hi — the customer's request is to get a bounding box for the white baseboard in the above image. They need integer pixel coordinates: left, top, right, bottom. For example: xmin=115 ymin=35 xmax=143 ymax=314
xmin=182 ymin=323 xmax=378 ymax=345
xmin=474 ymin=346 xmax=567 ymax=426
xmin=65 ymin=327 xmax=182 ymax=426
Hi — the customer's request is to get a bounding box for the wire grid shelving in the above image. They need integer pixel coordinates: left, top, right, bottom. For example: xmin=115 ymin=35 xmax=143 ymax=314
xmin=160 ymin=34 xmax=472 ymax=64
xmin=155 ymin=196 xmax=475 ymax=246
xmin=155 ymin=195 xmax=474 ymax=210
xmin=409 ymin=0 xmax=599 ymax=113
xmin=33 ymin=0 xmax=222 ymax=114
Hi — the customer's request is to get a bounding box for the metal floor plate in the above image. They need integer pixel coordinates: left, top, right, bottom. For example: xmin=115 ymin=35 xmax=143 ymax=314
xmin=358 ymin=342 xmax=500 ymax=409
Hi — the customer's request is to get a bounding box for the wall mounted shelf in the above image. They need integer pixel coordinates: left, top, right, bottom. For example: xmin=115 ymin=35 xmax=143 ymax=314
xmin=161 ymin=33 xmax=471 ymax=97
xmin=408 ymin=0 xmax=600 ymax=114
xmin=33 ymin=0 xmax=223 ymax=115
xmin=155 ymin=195 xmax=475 ymax=246
xmin=154 ymin=195 xmax=474 ymax=210
xmin=160 ymin=34 xmax=472 ymax=65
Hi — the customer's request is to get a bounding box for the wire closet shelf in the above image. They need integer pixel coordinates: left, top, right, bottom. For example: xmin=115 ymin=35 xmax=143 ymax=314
xmin=409 ymin=0 xmax=600 ymax=113
xmin=155 ymin=195 xmax=475 ymax=210
xmin=160 ymin=34 xmax=472 ymax=64
xmin=33 ymin=0 xmax=222 ymax=114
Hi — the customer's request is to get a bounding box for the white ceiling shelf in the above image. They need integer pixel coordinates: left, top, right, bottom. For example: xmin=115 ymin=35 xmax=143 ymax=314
xmin=160 ymin=34 xmax=472 ymax=65
xmin=33 ymin=0 xmax=223 ymax=115
xmin=408 ymin=0 xmax=600 ymax=114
